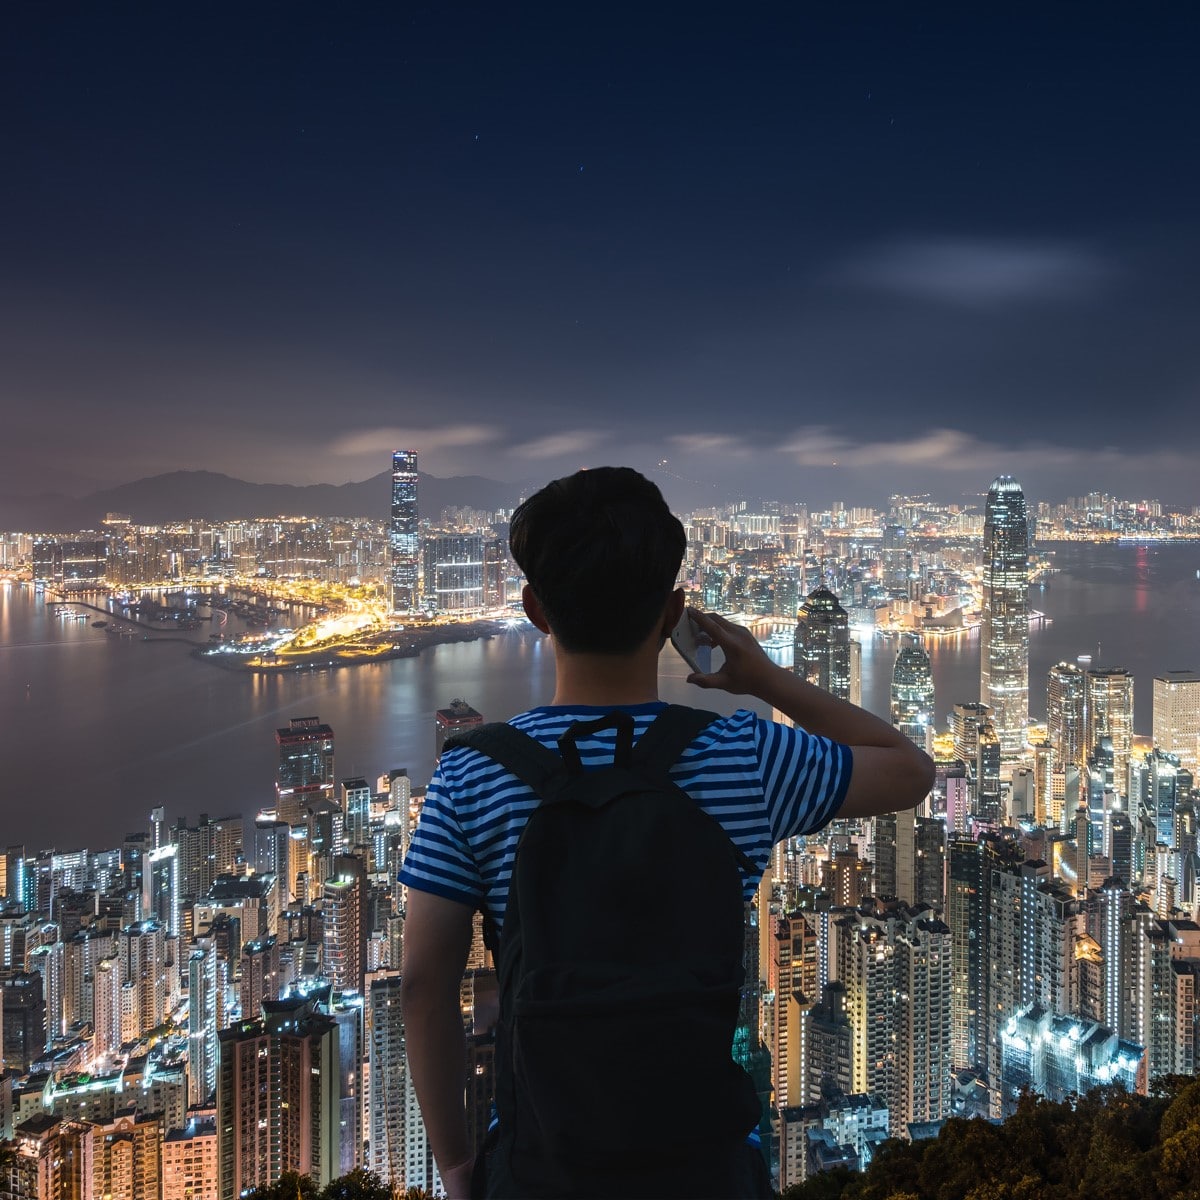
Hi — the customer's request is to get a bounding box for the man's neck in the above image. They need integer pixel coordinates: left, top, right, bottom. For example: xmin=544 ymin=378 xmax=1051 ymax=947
xmin=548 ymin=643 xmax=662 ymax=707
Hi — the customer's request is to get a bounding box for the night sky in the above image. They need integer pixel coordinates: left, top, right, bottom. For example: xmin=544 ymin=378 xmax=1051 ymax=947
xmin=5 ymin=5 xmax=1200 ymax=509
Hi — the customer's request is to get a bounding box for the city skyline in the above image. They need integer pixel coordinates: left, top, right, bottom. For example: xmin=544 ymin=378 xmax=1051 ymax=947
xmin=4 ymin=8 xmax=1200 ymax=507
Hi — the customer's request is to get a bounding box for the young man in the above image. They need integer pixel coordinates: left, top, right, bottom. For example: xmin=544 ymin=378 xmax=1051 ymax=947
xmin=400 ymin=467 xmax=934 ymax=1199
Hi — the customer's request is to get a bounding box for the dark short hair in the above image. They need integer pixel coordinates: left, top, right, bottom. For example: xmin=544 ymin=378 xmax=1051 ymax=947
xmin=510 ymin=467 xmax=686 ymax=655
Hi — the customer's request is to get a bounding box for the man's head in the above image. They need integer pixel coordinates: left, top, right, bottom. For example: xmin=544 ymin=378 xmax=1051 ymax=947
xmin=509 ymin=467 xmax=686 ymax=655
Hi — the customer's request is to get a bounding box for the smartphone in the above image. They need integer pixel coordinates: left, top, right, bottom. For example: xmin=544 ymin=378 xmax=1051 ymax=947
xmin=670 ymin=611 xmax=712 ymax=674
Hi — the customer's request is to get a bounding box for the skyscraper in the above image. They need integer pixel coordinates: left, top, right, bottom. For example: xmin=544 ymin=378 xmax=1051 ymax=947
xmin=1154 ymin=670 xmax=1200 ymax=777
xmin=216 ymin=994 xmax=340 ymax=1198
xmin=794 ymin=587 xmax=851 ymax=701
xmin=390 ymin=450 xmax=420 ymax=614
xmin=891 ymin=638 xmax=934 ymax=751
xmin=980 ymin=476 xmax=1030 ymax=754
xmin=276 ymin=717 xmax=335 ymax=827
xmin=1047 ymin=660 xmax=1087 ymax=773
xmin=1085 ymin=667 xmax=1134 ymax=795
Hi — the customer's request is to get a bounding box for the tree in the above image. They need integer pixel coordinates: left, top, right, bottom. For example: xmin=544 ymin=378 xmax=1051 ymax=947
xmin=321 ymin=1168 xmax=394 ymax=1199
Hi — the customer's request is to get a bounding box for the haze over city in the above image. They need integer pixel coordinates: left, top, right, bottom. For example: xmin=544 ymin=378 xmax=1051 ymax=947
xmin=4 ymin=6 xmax=1200 ymax=508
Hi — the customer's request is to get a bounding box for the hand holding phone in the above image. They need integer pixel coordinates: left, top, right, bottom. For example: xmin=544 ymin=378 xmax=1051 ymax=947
xmin=669 ymin=611 xmax=712 ymax=675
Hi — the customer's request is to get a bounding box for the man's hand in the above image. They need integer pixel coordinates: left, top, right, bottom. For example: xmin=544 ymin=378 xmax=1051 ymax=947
xmin=684 ymin=608 xmax=774 ymax=696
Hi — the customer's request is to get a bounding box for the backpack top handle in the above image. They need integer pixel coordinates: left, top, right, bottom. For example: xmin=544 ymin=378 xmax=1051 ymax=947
xmin=557 ymin=710 xmax=637 ymax=774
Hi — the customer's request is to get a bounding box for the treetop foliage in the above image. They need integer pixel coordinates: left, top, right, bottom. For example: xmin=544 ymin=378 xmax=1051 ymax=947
xmin=781 ymin=1079 xmax=1200 ymax=1200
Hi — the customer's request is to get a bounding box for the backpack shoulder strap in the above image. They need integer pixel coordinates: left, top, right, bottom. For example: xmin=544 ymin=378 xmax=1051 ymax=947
xmin=631 ymin=705 xmax=721 ymax=782
xmin=441 ymin=723 xmax=569 ymax=799
xmin=632 ymin=706 xmax=758 ymax=875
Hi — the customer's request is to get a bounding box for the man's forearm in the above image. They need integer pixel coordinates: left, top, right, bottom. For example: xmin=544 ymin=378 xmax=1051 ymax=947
xmin=403 ymin=987 xmax=471 ymax=1176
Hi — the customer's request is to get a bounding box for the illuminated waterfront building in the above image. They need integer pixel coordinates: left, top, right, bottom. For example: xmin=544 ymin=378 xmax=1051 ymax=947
xmin=435 ymin=699 xmax=483 ymax=759
xmin=1154 ymin=670 xmax=1200 ymax=777
xmin=390 ymin=449 xmax=420 ymax=614
xmin=276 ymin=717 xmax=335 ymax=827
xmin=980 ymin=476 xmax=1030 ymax=754
xmin=794 ymin=587 xmax=851 ymax=701
xmin=422 ymin=532 xmax=485 ymax=614
xmin=891 ymin=638 xmax=934 ymax=752
xmin=1085 ymin=667 xmax=1134 ymax=798
xmin=1047 ymin=661 xmax=1087 ymax=773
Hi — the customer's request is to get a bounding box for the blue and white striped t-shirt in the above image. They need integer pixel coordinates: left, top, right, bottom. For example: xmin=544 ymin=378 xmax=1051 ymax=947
xmin=399 ymin=702 xmax=852 ymax=931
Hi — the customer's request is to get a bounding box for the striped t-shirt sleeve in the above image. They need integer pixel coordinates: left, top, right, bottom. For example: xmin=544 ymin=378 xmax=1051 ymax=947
xmin=756 ymin=716 xmax=852 ymax=843
xmin=398 ymin=768 xmax=483 ymax=908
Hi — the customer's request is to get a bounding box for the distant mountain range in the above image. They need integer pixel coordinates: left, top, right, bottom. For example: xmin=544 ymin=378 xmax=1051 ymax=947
xmin=0 ymin=470 xmax=522 ymax=531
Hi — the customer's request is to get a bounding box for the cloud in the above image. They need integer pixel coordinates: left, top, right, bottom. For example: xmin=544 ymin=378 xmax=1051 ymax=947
xmin=668 ymin=434 xmax=751 ymax=456
xmin=329 ymin=425 xmax=498 ymax=456
xmin=511 ymin=431 xmax=608 ymax=459
xmin=778 ymin=426 xmax=1193 ymax=475
xmin=835 ymin=237 xmax=1112 ymax=306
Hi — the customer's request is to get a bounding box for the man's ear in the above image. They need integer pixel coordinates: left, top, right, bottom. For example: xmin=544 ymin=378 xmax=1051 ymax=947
xmin=661 ymin=587 xmax=686 ymax=635
xmin=522 ymin=584 xmax=551 ymax=634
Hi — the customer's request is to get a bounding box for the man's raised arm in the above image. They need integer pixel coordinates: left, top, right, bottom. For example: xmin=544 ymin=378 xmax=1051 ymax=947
xmin=686 ymin=609 xmax=935 ymax=818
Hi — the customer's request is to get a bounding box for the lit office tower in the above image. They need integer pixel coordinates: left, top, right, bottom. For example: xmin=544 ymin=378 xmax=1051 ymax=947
xmin=1130 ymin=749 xmax=1194 ymax=850
xmin=980 ymin=476 xmax=1030 ymax=754
xmin=1086 ymin=667 xmax=1134 ymax=794
xmin=367 ymin=973 xmax=407 ymax=1187
xmin=881 ymin=524 xmax=910 ymax=596
xmin=423 ymin=533 xmax=486 ymax=614
xmin=1047 ymin=661 xmax=1087 ymax=773
xmin=216 ymin=994 xmax=340 ymax=1198
xmin=390 ymin=450 xmax=420 ymax=614
xmin=276 ymin=717 xmax=335 ymax=827
xmin=1099 ymin=877 xmax=1133 ymax=1040
xmin=1154 ymin=670 xmax=1200 ymax=776
xmin=891 ymin=638 xmax=934 ymax=751
xmin=794 ymin=587 xmax=851 ymax=701
xmin=341 ymin=777 xmax=372 ymax=850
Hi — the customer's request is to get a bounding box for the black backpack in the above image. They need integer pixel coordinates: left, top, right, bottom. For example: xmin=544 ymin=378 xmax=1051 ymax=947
xmin=444 ymin=706 xmax=769 ymax=1199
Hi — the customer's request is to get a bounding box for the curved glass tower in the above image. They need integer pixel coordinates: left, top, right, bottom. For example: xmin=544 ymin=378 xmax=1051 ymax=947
xmin=794 ymin=586 xmax=851 ymax=700
xmin=892 ymin=637 xmax=935 ymax=750
xmin=980 ymin=475 xmax=1030 ymax=754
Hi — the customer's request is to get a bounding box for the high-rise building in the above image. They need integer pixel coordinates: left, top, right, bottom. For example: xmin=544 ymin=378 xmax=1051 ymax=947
xmin=340 ymin=777 xmax=372 ymax=851
xmin=423 ymin=533 xmax=486 ymax=614
xmin=216 ymin=994 xmax=340 ymax=1198
xmin=390 ymin=450 xmax=420 ymax=614
xmin=1086 ymin=667 xmax=1135 ymax=795
xmin=980 ymin=476 xmax=1030 ymax=754
xmin=367 ymin=972 xmax=407 ymax=1187
xmin=276 ymin=717 xmax=335 ymax=827
xmin=839 ymin=905 xmax=952 ymax=1136
xmin=1154 ymin=670 xmax=1200 ymax=777
xmin=1 ymin=971 xmax=46 ymax=1073
xmin=794 ymin=587 xmax=851 ymax=701
xmin=435 ymin=699 xmax=483 ymax=759
xmin=189 ymin=939 xmax=223 ymax=1106
xmin=163 ymin=1111 xmax=219 ymax=1200
xmin=323 ymin=857 xmax=366 ymax=994
xmin=891 ymin=639 xmax=934 ymax=751
xmin=1047 ymin=661 xmax=1087 ymax=773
